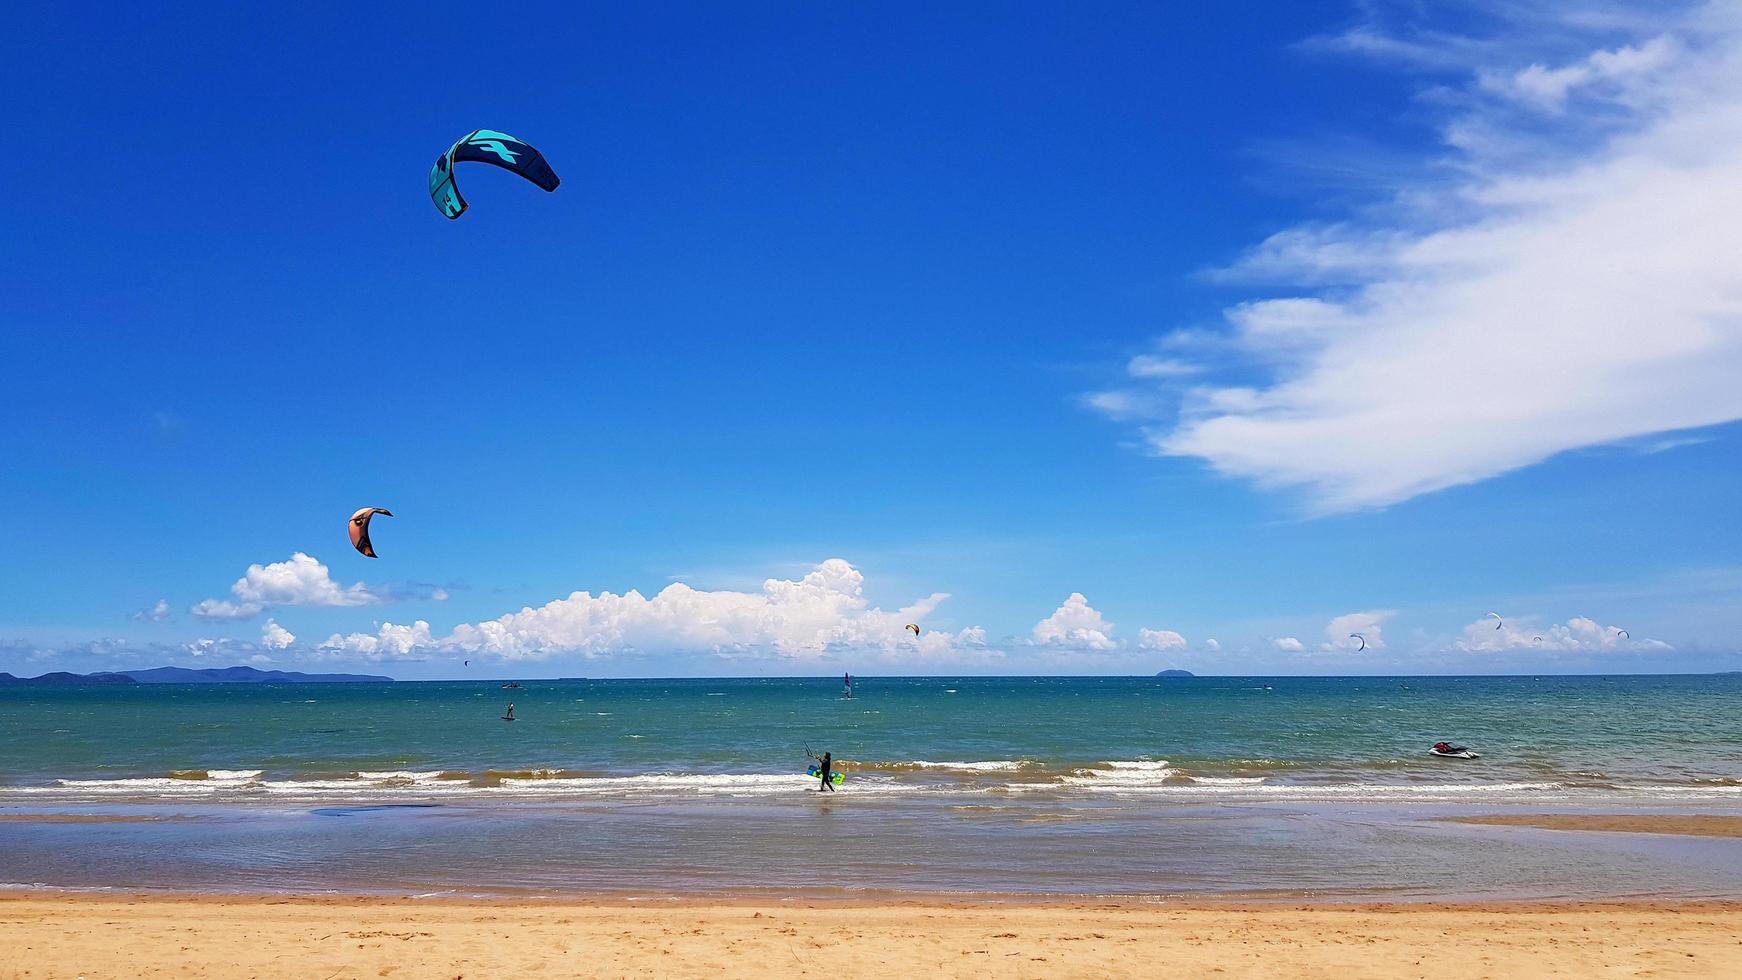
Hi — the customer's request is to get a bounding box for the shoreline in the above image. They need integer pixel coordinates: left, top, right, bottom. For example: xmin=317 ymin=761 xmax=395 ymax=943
xmin=2 ymin=893 xmax=1739 ymax=978
xmin=7 ymin=888 xmax=1742 ymax=911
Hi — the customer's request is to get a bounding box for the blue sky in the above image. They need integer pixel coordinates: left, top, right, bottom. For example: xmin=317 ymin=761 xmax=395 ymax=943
xmin=4 ymin=1 xmax=1741 ymax=677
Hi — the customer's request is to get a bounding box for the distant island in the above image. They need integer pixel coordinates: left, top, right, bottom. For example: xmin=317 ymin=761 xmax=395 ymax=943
xmin=1155 ymin=669 xmax=1195 ymax=678
xmin=0 ymin=666 xmax=392 ymax=686
xmin=0 ymin=671 xmax=139 ymax=687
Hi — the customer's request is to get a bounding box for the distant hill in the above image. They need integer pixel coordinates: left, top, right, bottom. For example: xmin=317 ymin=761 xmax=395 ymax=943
xmin=0 ymin=671 xmax=139 ymax=687
xmin=109 ymin=666 xmax=392 ymax=684
xmin=2 ymin=666 xmax=391 ymax=685
xmin=1154 ymin=669 xmax=1195 ymax=678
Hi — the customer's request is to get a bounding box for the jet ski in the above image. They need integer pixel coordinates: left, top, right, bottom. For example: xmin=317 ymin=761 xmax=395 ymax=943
xmin=1429 ymin=741 xmax=1480 ymax=759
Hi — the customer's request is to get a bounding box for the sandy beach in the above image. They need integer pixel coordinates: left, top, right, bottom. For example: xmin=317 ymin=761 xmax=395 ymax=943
xmin=1 ymin=894 xmax=1738 ymax=979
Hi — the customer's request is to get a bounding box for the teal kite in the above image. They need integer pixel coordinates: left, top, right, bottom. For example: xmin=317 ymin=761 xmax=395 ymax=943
xmin=429 ymin=130 xmax=560 ymax=219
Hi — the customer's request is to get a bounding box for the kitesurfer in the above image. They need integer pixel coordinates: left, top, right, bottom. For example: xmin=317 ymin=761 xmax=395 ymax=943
xmin=504 ymin=702 xmax=515 ymax=721
xmin=809 ymin=749 xmax=836 ymax=793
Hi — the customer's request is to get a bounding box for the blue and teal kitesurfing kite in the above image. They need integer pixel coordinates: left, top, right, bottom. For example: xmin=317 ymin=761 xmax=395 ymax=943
xmin=429 ymin=130 xmax=560 ymax=219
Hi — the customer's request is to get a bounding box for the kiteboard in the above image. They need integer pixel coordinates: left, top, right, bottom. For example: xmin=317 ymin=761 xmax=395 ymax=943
xmin=806 ymin=767 xmax=845 ymax=785
xmin=502 ymin=715 xmax=516 ymax=722
xmin=1429 ymin=748 xmax=1479 ymax=759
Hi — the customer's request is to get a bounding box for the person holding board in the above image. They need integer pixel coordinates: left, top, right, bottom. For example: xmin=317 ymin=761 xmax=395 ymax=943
xmin=807 ymin=749 xmax=837 ymax=792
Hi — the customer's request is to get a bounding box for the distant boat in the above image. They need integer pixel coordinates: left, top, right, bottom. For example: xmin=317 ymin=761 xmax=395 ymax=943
xmin=501 ymin=682 xmax=521 ymax=689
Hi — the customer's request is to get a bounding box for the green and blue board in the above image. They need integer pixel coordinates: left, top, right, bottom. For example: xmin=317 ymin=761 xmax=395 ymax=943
xmin=806 ymin=767 xmax=845 ymax=785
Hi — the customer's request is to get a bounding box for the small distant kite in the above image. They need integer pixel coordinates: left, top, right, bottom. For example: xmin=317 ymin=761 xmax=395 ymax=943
xmin=1487 ymin=612 xmax=1503 ymax=630
xmin=1349 ymin=633 xmax=1367 ymax=652
xmin=348 ymin=507 xmax=394 ymax=558
xmin=430 ymin=129 xmax=560 ymax=219
xmin=1614 ymin=627 xmax=1630 ymax=639
xmin=1532 ymin=636 xmax=1544 ymax=644
xmin=905 ymin=624 xmax=921 ymax=636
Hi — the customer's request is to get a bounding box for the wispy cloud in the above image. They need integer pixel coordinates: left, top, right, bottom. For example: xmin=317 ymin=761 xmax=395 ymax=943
xmin=1093 ymin=1 xmax=1742 ymax=513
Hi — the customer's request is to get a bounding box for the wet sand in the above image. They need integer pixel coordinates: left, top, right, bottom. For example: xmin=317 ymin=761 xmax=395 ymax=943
xmin=1443 ymin=814 xmax=1742 ymax=838
xmin=0 ymin=813 xmax=189 ymax=824
xmin=0 ymin=894 xmax=1738 ymax=978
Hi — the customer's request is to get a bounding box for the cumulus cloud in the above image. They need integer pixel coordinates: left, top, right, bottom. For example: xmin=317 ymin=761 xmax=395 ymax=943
xmin=319 ymin=559 xmax=989 ymax=663
xmin=192 ymin=553 xmax=383 ymax=620
xmin=321 ymin=620 xmax=435 ymax=661
xmin=1273 ymin=636 xmax=1305 ymax=652
xmin=1031 ymin=593 xmax=1117 ymax=650
xmin=1095 ymin=2 xmax=1742 ymax=512
xmin=1325 ymin=610 xmax=1394 ymax=651
xmin=133 ymin=599 xmax=171 ymax=623
xmin=1453 ymin=614 xmax=1669 ymax=652
xmin=260 ymin=619 xmax=296 ymax=650
xmin=1138 ymin=628 xmax=1187 ymax=651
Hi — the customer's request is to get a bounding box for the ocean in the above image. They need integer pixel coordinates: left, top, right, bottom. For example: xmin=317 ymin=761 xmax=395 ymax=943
xmin=3 ymin=674 xmax=1741 ymax=900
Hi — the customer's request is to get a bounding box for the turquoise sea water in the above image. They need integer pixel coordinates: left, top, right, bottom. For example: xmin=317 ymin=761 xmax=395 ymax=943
xmin=3 ymin=675 xmax=1741 ymax=899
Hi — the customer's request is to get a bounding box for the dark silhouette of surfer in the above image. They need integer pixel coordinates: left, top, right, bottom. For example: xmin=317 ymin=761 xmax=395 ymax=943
xmin=503 ymin=702 xmax=515 ymax=722
xmin=808 ymin=749 xmax=836 ymax=792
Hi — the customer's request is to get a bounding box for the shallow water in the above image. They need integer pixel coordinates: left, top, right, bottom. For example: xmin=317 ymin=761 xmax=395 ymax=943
xmin=3 ymin=675 xmax=1740 ymax=898
xmin=2 ymin=798 xmax=1740 ymax=900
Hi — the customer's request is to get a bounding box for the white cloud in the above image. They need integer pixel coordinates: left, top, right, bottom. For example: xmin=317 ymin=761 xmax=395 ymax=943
xmin=1138 ymin=628 xmax=1187 ymax=651
xmin=1097 ymin=4 xmax=1742 ymax=513
xmin=1453 ymin=614 xmax=1669 ymax=652
xmin=133 ymin=599 xmax=171 ymax=623
xmin=1031 ymin=593 xmax=1117 ymax=650
xmin=1127 ymin=355 xmax=1204 ymax=379
xmin=321 ymin=559 xmax=988 ymax=663
xmin=1480 ymin=36 xmax=1681 ymax=112
xmin=1204 ymin=638 xmax=1221 ymax=651
xmin=1273 ymin=636 xmax=1305 ymax=652
xmin=1326 ymin=610 xmax=1394 ymax=651
xmin=321 ymin=620 xmax=435 ymax=661
xmin=192 ymin=553 xmax=383 ymax=620
xmin=260 ymin=619 xmax=296 ymax=650
xmin=1080 ymin=390 xmax=1165 ymax=421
